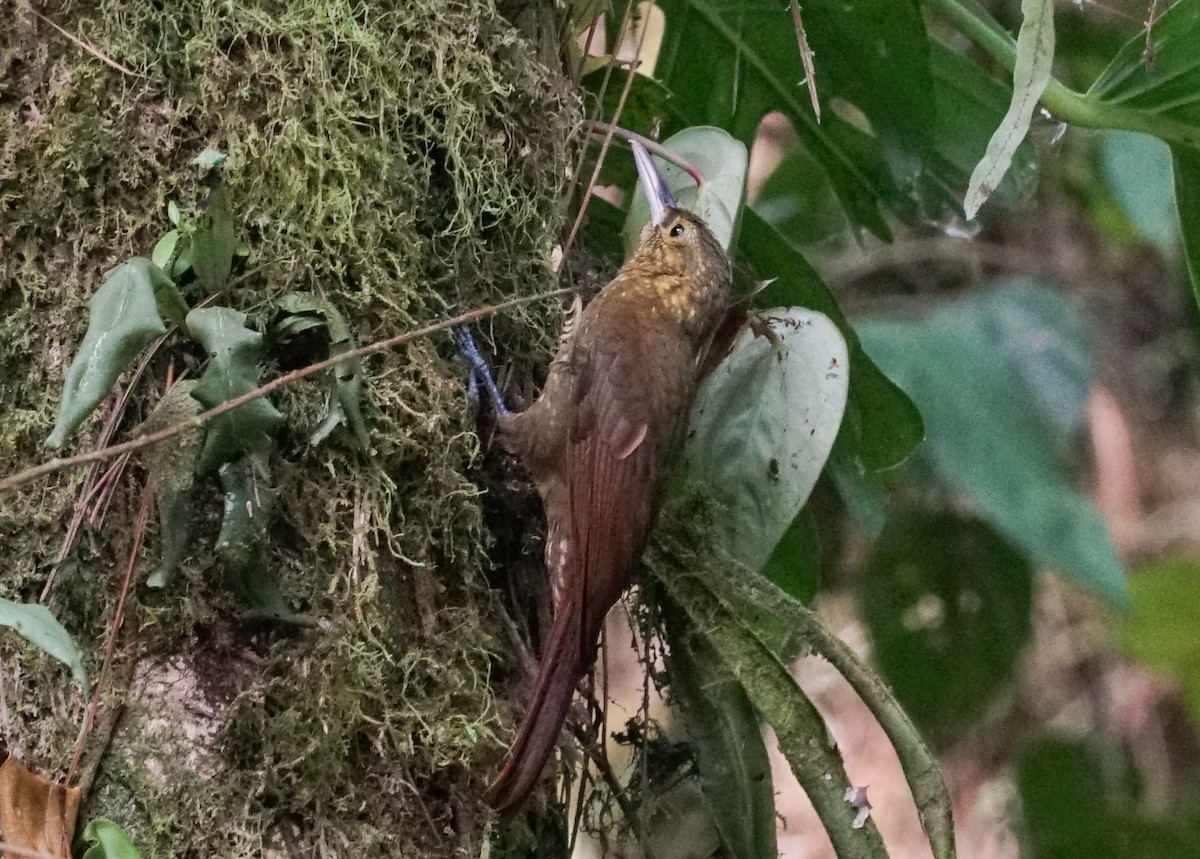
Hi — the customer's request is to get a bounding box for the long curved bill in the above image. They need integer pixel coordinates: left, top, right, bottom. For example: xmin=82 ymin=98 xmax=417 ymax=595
xmin=631 ymin=140 xmax=678 ymax=228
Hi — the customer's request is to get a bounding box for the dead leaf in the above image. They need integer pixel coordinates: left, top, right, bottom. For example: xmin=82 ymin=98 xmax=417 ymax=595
xmin=0 ymin=753 xmax=80 ymax=859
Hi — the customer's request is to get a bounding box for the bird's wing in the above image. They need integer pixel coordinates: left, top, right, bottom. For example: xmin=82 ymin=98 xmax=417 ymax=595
xmin=564 ymin=334 xmax=678 ymax=642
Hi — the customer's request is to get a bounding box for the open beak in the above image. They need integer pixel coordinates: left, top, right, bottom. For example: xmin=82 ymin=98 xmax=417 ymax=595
xmin=631 ymin=140 xmax=677 ymax=228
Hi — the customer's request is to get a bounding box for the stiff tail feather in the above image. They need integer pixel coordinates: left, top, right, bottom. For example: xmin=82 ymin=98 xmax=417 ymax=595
xmin=484 ymin=600 xmax=585 ymax=812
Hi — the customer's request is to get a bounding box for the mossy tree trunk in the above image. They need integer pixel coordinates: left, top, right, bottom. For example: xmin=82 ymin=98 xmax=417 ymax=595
xmin=0 ymin=1 xmax=578 ymax=854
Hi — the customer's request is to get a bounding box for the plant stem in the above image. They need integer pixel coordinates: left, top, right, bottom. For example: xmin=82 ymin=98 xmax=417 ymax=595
xmin=584 ymin=120 xmax=707 ymax=186
xmin=923 ymin=0 xmax=1200 ymax=148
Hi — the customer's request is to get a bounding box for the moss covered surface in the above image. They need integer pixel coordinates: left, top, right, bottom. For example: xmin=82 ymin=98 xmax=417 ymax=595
xmin=0 ymin=0 xmax=578 ymax=854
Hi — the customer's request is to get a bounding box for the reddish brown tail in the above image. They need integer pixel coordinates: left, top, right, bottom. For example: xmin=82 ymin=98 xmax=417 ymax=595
xmin=484 ymin=600 xmax=585 ymax=812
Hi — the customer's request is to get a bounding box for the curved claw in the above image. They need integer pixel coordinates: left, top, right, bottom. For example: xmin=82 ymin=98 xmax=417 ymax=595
xmin=455 ymin=327 xmax=510 ymax=417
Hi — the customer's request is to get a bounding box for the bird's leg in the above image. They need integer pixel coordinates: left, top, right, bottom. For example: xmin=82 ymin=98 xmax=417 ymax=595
xmin=455 ymin=327 xmax=510 ymax=417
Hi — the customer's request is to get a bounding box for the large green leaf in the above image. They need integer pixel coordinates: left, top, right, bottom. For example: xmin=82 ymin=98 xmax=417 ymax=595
xmin=0 ymin=597 xmax=87 ymax=689
xmin=856 ymin=281 xmax=1128 ymax=606
xmin=740 ymin=210 xmax=925 ymax=471
xmin=1087 ymin=0 xmax=1200 ymax=125
xmin=797 ymin=0 xmax=934 ymax=151
xmin=662 ymin=598 xmax=777 ymax=859
xmin=45 ymin=259 xmax=171 ymax=449
xmin=680 ymin=309 xmax=847 ymax=572
xmin=654 ymin=0 xmax=896 ymax=236
xmin=861 ymin=509 xmax=1033 ymax=745
xmin=1173 ymin=144 xmax=1200 ymax=308
xmin=1102 ymin=131 xmax=1179 ymax=253
xmin=186 ymin=307 xmax=285 ymax=474
xmin=623 ymin=126 xmax=747 ymax=254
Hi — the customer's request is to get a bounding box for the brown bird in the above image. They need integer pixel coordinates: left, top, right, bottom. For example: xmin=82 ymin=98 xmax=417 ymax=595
xmin=478 ymin=142 xmax=735 ymax=812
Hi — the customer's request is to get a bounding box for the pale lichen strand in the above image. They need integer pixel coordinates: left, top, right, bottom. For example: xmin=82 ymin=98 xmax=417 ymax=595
xmin=0 ymin=0 xmax=577 ymax=855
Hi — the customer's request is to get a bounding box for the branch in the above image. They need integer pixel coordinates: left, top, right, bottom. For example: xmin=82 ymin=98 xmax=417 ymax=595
xmin=0 ymin=288 xmax=575 ymax=493
xmin=584 ymin=120 xmax=706 ymax=186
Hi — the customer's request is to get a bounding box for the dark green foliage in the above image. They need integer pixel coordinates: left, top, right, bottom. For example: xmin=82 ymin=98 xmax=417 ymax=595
xmin=862 ymin=509 xmax=1033 ymax=745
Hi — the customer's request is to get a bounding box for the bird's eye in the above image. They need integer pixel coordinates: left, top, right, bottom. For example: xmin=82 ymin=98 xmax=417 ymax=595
xmin=670 ymin=223 xmax=686 ymax=237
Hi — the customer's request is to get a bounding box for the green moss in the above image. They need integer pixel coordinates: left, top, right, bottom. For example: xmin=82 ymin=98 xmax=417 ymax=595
xmin=0 ymin=0 xmax=578 ymax=854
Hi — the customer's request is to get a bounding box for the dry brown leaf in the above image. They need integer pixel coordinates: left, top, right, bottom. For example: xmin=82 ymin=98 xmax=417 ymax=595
xmin=0 ymin=753 xmax=80 ymax=859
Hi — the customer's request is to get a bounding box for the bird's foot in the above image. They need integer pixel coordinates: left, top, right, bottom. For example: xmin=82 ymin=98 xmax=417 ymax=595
xmin=455 ymin=327 xmax=510 ymax=417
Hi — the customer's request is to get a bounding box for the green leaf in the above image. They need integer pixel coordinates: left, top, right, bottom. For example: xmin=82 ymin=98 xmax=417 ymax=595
xmin=861 ymin=509 xmax=1033 ymax=745
xmin=191 ymin=187 xmax=235 ymax=293
xmin=928 ymin=41 xmax=1038 ymax=211
xmin=1173 ymin=144 xmax=1200 ymax=308
xmin=1087 ymin=0 xmax=1200 ymax=125
xmin=1017 ymin=738 xmax=1200 ymax=858
xmin=680 ymin=309 xmax=847 ymax=572
xmin=654 ymin=0 xmax=893 ymax=236
xmin=740 ymin=210 xmax=925 ymax=471
xmin=760 ymin=507 xmax=821 ymax=605
xmin=1101 ymin=131 xmax=1178 ymax=253
xmin=217 ymin=454 xmax=314 ymax=626
xmin=46 ymin=258 xmax=169 ymax=449
xmin=151 ymin=230 xmax=196 ymax=283
xmin=138 ymin=382 xmax=204 ymax=589
xmin=0 ymin=597 xmax=87 ymax=689
xmin=856 ymin=281 xmax=1128 ymax=606
xmin=964 ymin=0 xmax=1055 ymax=218
xmin=751 ymin=141 xmax=848 ymax=245
xmin=81 ymin=818 xmax=142 ymax=859
xmin=1123 ymin=557 xmax=1200 ymax=723
xmin=273 ymin=293 xmax=370 ymax=450
xmin=186 ymin=307 xmax=285 ymax=474
xmin=662 ymin=598 xmax=777 ymax=859
xmin=623 ymin=126 xmax=747 ymax=254
xmin=797 ymin=0 xmax=935 ymax=152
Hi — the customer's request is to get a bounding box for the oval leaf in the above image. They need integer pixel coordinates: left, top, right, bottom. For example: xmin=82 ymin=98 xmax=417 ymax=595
xmin=0 ymin=597 xmax=87 ymax=689
xmin=624 ymin=126 xmax=748 ymax=254
xmin=46 ymin=258 xmax=169 ymax=449
xmin=681 ymin=309 xmax=848 ymax=571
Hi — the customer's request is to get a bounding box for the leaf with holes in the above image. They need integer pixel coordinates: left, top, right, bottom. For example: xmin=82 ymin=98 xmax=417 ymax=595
xmin=187 ymin=307 xmax=284 ymax=474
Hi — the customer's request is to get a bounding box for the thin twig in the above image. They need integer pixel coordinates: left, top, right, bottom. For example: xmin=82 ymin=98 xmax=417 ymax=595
xmin=42 ymin=333 xmax=169 ymax=601
xmin=563 ymin=11 xmax=651 ymax=258
xmin=65 ymin=485 xmax=150 ymax=786
xmin=790 ymin=0 xmax=821 ymax=120
xmin=0 ymin=288 xmax=575 ymax=493
xmin=584 ymin=121 xmax=706 ymax=185
xmin=21 ymin=3 xmax=137 ymax=77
